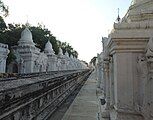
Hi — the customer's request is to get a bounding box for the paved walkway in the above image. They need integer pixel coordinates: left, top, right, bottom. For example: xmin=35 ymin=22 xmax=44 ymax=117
xmin=62 ymin=71 xmax=103 ymax=120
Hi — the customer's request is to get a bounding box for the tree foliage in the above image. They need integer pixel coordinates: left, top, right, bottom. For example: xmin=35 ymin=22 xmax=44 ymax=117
xmin=0 ymin=19 xmax=78 ymax=58
xmin=0 ymin=16 xmax=6 ymax=31
xmin=90 ymin=56 xmax=97 ymax=66
xmin=0 ymin=0 xmax=9 ymax=17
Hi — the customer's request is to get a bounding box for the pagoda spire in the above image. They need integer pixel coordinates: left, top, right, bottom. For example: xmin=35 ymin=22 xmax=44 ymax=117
xmin=116 ymin=8 xmax=121 ymax=23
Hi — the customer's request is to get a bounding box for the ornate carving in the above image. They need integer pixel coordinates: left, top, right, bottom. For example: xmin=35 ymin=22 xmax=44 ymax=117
xmin=137 ymin=55 xmax=148 ymax=77
xmin=33 ymin=52 xmax=47 ymax=72
xmin=146 ymin=37 xmax=153 ymax=62
xmin=137 ymin=37 xmax=153 ymax=119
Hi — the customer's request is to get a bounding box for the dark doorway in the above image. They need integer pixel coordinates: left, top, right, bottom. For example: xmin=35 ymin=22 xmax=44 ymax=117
xmin=12 ymin=63 xmax=18 ymax=73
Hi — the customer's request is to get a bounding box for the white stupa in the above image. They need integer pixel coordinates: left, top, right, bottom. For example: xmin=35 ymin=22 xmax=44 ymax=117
xmin=44 ymin=41 xmax=57 ymax=71
xmin=58 ymin=48 xmax=63 ymax=56
xmin=13 ymin=27 xmax=40 ymax=73
xmin=70 ymin=54 xmax=74 ymax=59
xmin=18 ymin=27 xmax=35 ymax=46
xmin=44 ymin=41 xmax=55 ymax=55
xmin=65 ymin=51 xmax=69 ymax=57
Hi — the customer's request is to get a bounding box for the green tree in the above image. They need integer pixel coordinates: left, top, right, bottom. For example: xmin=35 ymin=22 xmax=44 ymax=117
xmin=0 ymin=16 xmax=7 ymax=32
xmin=58 ymin=42 xmax=78 ymax=58
xmin=90 ymin=56 xmax=97 ymax=66
xmin=0 ymin=0 xmax=9 ymax=17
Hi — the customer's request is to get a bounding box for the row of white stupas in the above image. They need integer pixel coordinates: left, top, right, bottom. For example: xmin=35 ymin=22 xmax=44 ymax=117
xmin=0 ymin=27 xmax=88 ymax=73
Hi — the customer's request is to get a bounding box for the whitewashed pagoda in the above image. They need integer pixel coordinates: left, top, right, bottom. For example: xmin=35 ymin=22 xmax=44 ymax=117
xmin=13 ymin=28 xmax=40 ymax=73
xmin=101 ymin=0 xmax=153 ymax=119
xmin=44 ymin=40 xmax=58 ymax=71
xmin=57 ymin=48 xmax=67 ymax=70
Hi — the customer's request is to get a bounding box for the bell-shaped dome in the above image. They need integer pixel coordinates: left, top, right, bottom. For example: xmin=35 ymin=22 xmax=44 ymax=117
xmin=18 ymin=28 xmax=35 ymax=46
xmin=70 ymin=54 xmax=74 ymax=59
xmin=44 ymin=41 xmax=55 ymax=55
xmin=65 ymin=51 xmax=69 ymax=57
xmin=58 ymin=48 xmax=63 ymax=56
xmin=21 ymin=28 xmax=32 ymax=40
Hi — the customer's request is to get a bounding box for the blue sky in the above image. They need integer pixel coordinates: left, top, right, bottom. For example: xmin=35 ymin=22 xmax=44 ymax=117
xmin=3 ymin=0 xmax=132 ymax=62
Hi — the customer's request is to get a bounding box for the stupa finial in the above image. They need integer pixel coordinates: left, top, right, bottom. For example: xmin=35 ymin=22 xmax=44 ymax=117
xmin=25 ymin=15 xmax=30 ymax=27
xmin=116 ymin=8 xmax=121 ymax=23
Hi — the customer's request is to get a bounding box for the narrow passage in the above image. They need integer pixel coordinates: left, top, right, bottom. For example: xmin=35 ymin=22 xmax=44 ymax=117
xmin=62 ymin=71 xmax=99 ymax=120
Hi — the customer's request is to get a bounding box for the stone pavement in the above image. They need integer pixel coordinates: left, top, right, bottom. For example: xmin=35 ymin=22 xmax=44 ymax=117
xmin=62 ymin=71 xmax=105 ymax=120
